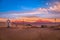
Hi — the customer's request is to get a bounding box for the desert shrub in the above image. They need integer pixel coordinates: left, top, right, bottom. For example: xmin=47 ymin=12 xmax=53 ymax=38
xmin=50 ymin=26 xmax=55 ymax=28
xmin=53 ymin=27 xmax=60 ymax=30
xmin=31 ymin=26 xmax=38 ymax=28
xmin=53 ymin=25 xmax=60 ymax=30
xmin=57 ymin=25 xmax=60 ymax=27
xmin=25 ymin=24 xmax=32 ymax=28
xmin=41 ymin=25 xmax=47 ymax=28
xmin=26 ymin=24 xmax=32 ymax=26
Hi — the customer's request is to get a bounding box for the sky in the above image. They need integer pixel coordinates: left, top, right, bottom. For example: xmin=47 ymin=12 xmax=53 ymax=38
xmin=0 ymin=0 xmax=60 ymax=22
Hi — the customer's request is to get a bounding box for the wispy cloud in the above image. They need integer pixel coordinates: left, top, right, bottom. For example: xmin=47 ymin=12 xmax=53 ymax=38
xmin=0 ymin=2 xmax=60 ymax=19
xmin=49 ymin=2 xmax=60 ymax=14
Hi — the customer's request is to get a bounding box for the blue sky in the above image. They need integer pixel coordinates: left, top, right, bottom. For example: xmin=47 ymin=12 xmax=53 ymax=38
xmin=0 ymin=0 xmax=60 ymax=19
xmin=0 ymin=0 xmax=60 ymax=12
xmin=0 ymin=0 xmax=56 ymax=12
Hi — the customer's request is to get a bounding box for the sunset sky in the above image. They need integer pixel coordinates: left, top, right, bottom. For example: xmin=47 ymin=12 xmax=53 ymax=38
xmin=0 ymin=0 xmax=60 ymax=22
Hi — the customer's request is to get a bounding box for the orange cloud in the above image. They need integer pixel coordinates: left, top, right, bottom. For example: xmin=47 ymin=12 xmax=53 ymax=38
xmin=13 ymin=16 xmax=60 ymax=22
xmin=0 ymin=17 xmax=60 ymax=22
xmin=0 ymin=18 xmax=7 ymax=22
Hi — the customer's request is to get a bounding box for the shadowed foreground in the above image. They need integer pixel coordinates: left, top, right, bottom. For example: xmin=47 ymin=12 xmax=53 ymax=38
xmin=0 ymin=27 xmax=60 ymax=40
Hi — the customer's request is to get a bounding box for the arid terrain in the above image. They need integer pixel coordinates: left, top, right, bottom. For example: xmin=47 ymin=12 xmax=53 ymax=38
xmin=0 ymin=26 xmax=60 ymax=40
xmin=0 ymin=22 xmax=60 ymax=40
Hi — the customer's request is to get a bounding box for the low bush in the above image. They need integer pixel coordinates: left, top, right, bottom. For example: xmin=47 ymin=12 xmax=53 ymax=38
xmin=41 ymin=25 xmax=47 ymax=28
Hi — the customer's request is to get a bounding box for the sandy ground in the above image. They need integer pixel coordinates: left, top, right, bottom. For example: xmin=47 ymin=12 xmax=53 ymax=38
xmin=0 ymin=27 xmax=60 ymax=40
